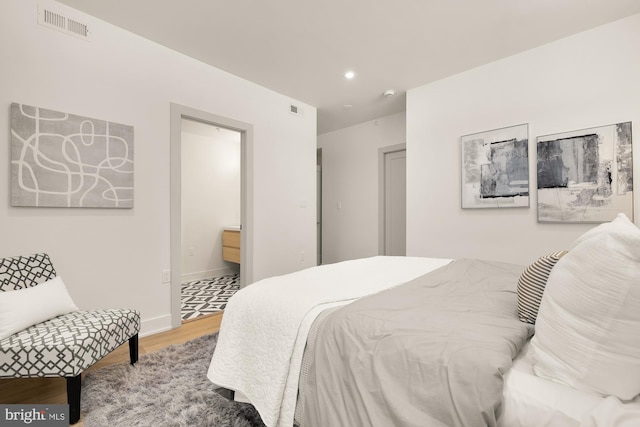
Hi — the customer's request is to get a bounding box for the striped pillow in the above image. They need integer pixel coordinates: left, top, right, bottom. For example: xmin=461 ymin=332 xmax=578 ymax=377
xmin=517 ymin=251 xmax=567 ymax=324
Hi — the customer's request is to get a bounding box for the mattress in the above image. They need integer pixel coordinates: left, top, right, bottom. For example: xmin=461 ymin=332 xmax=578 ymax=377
xmin=217 ymin=254 xmax=640 ymax=427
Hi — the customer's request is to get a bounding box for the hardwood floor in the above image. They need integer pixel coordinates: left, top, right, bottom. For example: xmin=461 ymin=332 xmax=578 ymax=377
xmin=0 ymin=313 xmax=223 ymax=426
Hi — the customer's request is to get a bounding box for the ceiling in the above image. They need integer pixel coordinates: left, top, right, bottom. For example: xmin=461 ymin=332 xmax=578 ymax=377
xmin=56 ymin=0 xmax=640 ymax=134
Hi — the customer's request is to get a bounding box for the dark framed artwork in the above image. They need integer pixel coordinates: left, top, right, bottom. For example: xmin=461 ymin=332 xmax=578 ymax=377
xmin=10 ymin=103 xmax=134 ymax=208
xmin=537 ymin=121 xmax=633 ymax=223
xmin=461 ymin=123 xmax=529 ymax=208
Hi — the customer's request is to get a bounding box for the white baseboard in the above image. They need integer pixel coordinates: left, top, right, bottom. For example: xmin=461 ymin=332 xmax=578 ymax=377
xmin=140 ymin=314 xmax=173 ymax=338
xmin=181 ymin=266 xmax=239 ymax=283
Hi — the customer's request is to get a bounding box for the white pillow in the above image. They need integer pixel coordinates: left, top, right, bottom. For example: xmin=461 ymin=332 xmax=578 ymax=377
xmin=0 ymin=276 xmax=79 ymax=341
xmin=531 ymin=213 xmax=640 ymax=400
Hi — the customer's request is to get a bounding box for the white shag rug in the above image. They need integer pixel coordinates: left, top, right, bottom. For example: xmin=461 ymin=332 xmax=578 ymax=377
xmin=82 ymin=333 xmax=265 ymax=427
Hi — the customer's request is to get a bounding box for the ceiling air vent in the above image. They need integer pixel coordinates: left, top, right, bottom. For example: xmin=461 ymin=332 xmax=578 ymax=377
xmin=38 ymin=3 xmax=91 ymax=40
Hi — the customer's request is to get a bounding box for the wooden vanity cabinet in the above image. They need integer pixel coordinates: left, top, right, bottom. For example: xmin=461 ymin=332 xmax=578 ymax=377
xmin=222 ymin=229 xmax=240 ymax=264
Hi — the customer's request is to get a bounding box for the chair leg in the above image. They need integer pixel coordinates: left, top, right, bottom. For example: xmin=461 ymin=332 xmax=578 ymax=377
xmin=129 ymin=333 xmax=139 ymax=365
xmin=215 ymin=387 xmax=235 ymax=400
xmin=67 ymin=374 xmax=81 ymax=424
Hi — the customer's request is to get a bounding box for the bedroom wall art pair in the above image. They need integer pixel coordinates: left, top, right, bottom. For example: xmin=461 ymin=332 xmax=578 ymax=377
xmin=461 ymin=121 xmax=634 ymax=223
xmin=9 ymin=103 xmax=134 ymax=208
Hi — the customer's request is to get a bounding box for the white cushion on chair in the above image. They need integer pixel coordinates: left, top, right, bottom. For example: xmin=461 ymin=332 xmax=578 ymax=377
xmin=0 ymin=276 xmax=79 ymax=340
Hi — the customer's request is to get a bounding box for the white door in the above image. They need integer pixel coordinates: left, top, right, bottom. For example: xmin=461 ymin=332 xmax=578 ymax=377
xmin=384 ymin=149 xmax=406 ymax=256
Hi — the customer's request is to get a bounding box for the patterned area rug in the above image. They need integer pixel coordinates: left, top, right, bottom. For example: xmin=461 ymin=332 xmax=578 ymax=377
xmin=182 ymin=273 xmax=240 ymax=321
xmin=82 ymin=333 xmax=265 ymax=427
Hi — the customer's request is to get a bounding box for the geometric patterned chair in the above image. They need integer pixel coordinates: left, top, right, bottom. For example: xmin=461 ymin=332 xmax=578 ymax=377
xmin=0 ymin=253 xmax=140 ymax=424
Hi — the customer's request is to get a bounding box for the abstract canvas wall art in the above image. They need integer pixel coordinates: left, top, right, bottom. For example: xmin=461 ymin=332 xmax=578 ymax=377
xmin=537 ymin=122 xmax=633 ymax=223
xmin=10 ymin=103 xmax=134 ymax=208
xmin=461 ymin=124 xmax=529 ymax=208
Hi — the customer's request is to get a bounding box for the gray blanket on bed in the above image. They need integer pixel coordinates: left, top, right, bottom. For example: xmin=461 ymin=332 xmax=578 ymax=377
xmin=301 ymin=259 xmax=533 ymax=427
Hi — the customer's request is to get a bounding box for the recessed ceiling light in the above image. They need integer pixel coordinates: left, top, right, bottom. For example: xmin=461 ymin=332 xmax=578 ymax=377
xmin=344 ymin=71 xmax=355 ymax=79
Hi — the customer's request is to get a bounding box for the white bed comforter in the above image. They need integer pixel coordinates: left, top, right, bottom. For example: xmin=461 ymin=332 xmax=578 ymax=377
xmin=207 ymin=256 xmax=452 ymax=427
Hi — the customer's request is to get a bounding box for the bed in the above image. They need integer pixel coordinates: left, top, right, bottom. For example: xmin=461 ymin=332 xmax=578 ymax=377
xmin=208 ymin=213 xmax=640 ymax=427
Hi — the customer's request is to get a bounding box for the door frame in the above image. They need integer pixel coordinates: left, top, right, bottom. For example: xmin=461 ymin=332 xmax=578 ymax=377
xmin=316 ymin=148 xmax=322 ymax=265
xmin=170 ymin=103 xmax=253 ymax=328
xmin=378 ymin=143 xmax=406 ymax=255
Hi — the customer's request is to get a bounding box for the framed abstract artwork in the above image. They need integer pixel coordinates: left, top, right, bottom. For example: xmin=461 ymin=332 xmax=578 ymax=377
xmin=537 ymin=121 xmax=633 ymax=223
xmin=10 ymin=103 xmax=134 ymax=208
xmin=461 ymin=123 xmax=529 ymax=208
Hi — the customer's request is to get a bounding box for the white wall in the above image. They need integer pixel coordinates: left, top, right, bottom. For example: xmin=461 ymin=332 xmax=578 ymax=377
xmin=407 ymin=13 xmax=640 ymax=265
xmin=181 ymin=120 xmax=240 ymax=281
xmin=0 ymin=0 xmax=317 ymax=335
xmin=318 ymin=112 xmax=406 ymax=264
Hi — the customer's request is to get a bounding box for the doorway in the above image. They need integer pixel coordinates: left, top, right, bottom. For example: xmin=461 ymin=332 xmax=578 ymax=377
xmin=170 ymin=103 xmax=253 ymax=328
xmin=378 ymin=144 xmax=406 ymax=256
xmin=180 ymin=119 xmax=241 ymax=321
